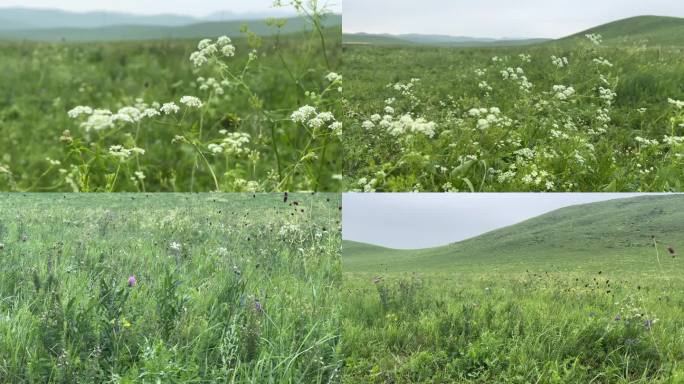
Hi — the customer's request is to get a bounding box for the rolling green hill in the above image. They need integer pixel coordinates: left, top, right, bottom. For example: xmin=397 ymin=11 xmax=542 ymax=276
xmin=344 ymin=195 xmax=684 ymax=273
xmin=0 ymin=14 xmax=341 ymax=42
xmin=344 ymin=15 xmax=684 ymax=48
xmin=559 ymin=15 xmax=684 ymax=46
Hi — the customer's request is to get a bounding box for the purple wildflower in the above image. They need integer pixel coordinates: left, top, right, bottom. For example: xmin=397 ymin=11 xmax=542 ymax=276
xmin=128 ymin=275 xmax=137 ymax=287
xmin=644 ymin=319 xmax=654 ymax=330
xmin=254 ymin=299 xmax=263 ymax=313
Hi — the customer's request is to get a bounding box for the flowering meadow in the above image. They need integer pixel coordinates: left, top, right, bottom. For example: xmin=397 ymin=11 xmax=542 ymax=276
xmin=342 ymin=195 xmax=684 ymax=383
xmin=0 ymin=3 xmax=342 ymax=192
xmin=0 ymin=193 xmax=341 ymax=382
xmin=343 ymin=34 xmax=684 ymax=192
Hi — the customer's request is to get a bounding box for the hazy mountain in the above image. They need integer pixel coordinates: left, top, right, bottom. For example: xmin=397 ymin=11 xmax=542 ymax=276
xmin=204 ymin=10 xmax=296 ymax=21
xmin=0 ymin=7 xmax=312 ymax=30
xmin=0 ymin=8 xmax=341 ymax=42
xmin=0 ymin=7 xmax=199 ymax=29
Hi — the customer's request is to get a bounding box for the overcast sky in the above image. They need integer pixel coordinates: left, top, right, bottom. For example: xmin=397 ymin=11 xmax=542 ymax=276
xmin=342 ymin=193 xmax=666 ymax=249
xmin=344 ymin=0 xmax=684 ymax=38
xmin=0 ymin=0 xmax=341 ymax=17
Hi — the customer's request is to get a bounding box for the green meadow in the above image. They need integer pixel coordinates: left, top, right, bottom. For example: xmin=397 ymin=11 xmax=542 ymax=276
xmin=0 ymin=11 xmax=342 ymax=193
xmin=0 ymin=193 xmax=341 ymax=383
xmin=342 ymin=195 xmax=684 ymax=383
xmin=342 ymin=16 xmax=684 ymax=192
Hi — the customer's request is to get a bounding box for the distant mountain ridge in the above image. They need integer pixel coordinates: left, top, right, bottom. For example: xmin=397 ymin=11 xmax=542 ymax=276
xmin=0 ymin=7 xmax=298 ymax=30
xmin=0 ymin=9 xmax=341 ymax=42
xmin=344 ymin=15 xmax=684 ymax=47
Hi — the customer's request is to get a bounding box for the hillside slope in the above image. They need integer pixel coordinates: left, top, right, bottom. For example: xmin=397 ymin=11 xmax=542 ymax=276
xmin=344 ymin=194 xmax=684 ymax=273
xmin=344 ymin=15 xmax=684 ymax=48
xmin=558 ymin=15 xmax=684 ymax=46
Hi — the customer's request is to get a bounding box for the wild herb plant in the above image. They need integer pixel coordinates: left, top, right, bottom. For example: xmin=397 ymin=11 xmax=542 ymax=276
xmin=343 ymin=34 xmax=684 ymax=192
xmin=0 ymin=2 xmax=342 ymax=192
xmin=0 ymin=193 xmax=341 ymax=382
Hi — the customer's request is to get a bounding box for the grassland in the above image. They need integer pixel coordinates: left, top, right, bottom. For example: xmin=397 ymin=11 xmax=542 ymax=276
xmin=0 ymin=193 xmax=341 ymax=382
xmin=342 ymin=195 xmax=684 ymax=383
xmin=0 ymin=9 xmax=342 ymax=192
xmin=342 ymin=16 xmax=684 ymax=192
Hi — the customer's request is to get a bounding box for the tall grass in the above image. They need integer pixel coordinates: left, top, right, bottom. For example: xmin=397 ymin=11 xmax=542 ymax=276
xmin=0 ymin=4 xmax=342 ymax=192
xmin=0 ymin=193 xmax=341 ymax=383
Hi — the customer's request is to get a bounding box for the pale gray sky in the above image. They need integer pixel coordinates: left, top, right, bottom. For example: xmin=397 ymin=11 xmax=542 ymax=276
xmin=343 ymin=193 xmax=664 ymax=249
xmin=344 ymin=0 xmax=684 ymax=38
xmin=0 ymin=0 xmax=341 ymax=17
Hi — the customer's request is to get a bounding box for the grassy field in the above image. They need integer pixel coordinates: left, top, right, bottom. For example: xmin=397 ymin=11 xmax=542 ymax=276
xmin=342 ymin=16 xmax=684 ymax=192
xmin=0 ymin=9 xmax=342 ymax=192
xmin=342 ymin=195 xmax=684 ymax=383
xmin=0 ymin=193 xmax=341 ymax=382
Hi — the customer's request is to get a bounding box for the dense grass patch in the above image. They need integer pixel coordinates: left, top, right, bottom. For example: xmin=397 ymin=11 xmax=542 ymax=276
xmin=342 ymin=37 xmax=684 ymax=192
xmin=343 ymin=271 xmax=684 ymax=383
xmin=0 ymin=9 xmax=342 ymax=192
xmin=0 ymin=193 xmax=341 ymax=382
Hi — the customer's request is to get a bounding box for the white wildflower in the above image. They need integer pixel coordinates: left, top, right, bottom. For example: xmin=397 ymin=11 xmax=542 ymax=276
xmin=180 ymin=96 xmax=203 ymax=108
xmin=161 ymin=102 xmax=180 ymax=114
xmin=67 ymin=106 xmax=93 ymax=118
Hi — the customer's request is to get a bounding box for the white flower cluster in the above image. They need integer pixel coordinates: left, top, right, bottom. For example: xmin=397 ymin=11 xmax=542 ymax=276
xmin=361 ymin=114 xmax=383 ymax=130
xmin=68 ymin=96 xmax=202 ymax=132
xmin=189 ymin=35 xmax=235 ymax=68
xmin=356 ymin=176 xmax=380 ymax=192
xmin=326 ymin=72 xmax=343 ymax=83
xmin=198 ymin=77 xmax=229 ymax=95
xmin=161 ymin=102 xmax=180 ymax=115
xmin=668 ymin=98 xmax=684 ymax=109
xmin=501 ymin=67 xmax=532 ymax=92
xmin=68 ymin=99 xmax=159 ymax=131
xmin=585 ymin=33 xmax=603 ymax=45
xmin=592 ymin=57 xmax=613 ymax=67
xmin=208 ymin=132 xmax=251 ymax=155
xmin=663 ymin=135 xmax=684 ymax=145
xmin=67 ymin=106 xmax=93 ymax=118
xmin=170 ymin=241 xmax=182 ymax=252
xmin=551 ymin=55 xmax=569 ymax=68
xmin=291 ymin=105 xmax=339 ymax=132
xmin=521 ymin=168 xmax=555 ymax=191
xmin=180 ymin=96 xmax=203 ymax=108
xmin=519 ymin=54 xmax=532 ymax=63
xmin=478 ymin=81 xmax=493 ymax=93
xmin=598 ymin=87 xmax=617 ymax=106
xmin=468 ymin=107 xmax=509 ymax=130
xmin=108 ymin=145 xmax=145 ymax=161
xmin=383 ymin=114 xmax=437 ymax=138
xmin=635 ymin=136 xmax=659 ymax=147
xmin=389 ymin=78 xmax=420 ymax=96
xmin=501 ymin=67 xmax=524 ymax=80
xmin=552 ymin=85 xmax=576 ymax=100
